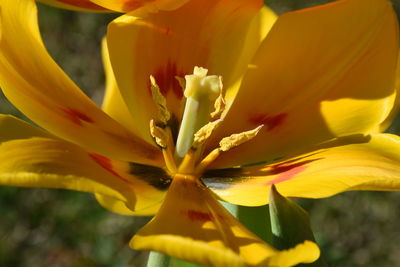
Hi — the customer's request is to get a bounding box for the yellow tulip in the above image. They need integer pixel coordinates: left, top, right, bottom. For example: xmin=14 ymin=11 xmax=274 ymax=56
xmin=0 ymin=0 xmax=399 ymax=265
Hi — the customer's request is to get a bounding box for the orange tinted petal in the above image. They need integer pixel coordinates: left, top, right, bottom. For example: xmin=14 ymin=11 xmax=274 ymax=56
xmin=91 ymin=0 xmax=188 ymax=12
xmin=107 ymin=0 xmax=269 ymax=143
xmin=203 ymin=134 xmax=400 ymax=206
xmin=0 ymin=0 xmax=161 ymax=165
xmin=131 ymin=175 xmax=319 ymax=266
xmin=207 ymin=0 xmax=398 ymax=168
xmin=0 ymin=116 xmax=167 ymax=214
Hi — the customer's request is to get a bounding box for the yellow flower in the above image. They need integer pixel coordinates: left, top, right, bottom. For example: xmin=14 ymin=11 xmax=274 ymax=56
xmin=0 ymin=0 xmax=399 ymax=265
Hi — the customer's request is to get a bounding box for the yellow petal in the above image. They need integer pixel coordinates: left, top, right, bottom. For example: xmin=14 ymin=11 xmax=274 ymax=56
xmin=107 ymin=0 xmax=274 ymax=143
xmin=0 ymin=114 xmax=54 ymax=141
xmin=131 ymin=175 xmax=320 ymax=266
xmin=0 ymin=115 xmax=168 ymax=213
xmin=203 ymin=134 xmax=400 ymax=206
xmin=101 ymin=38 xmax=148 ymax=142
xmin=378 ymin=53 xmax=400 ymax=132
xmin=37 ymin=0 xmax=109 ymax=12
xmin=95 ymin=193 xmax=161 ymax=215
xmin=207 ymin=0 xmax=399 ymax=168
xmin=91 ymin=0 xmax=188 ymax=13
xmin=0 ymin=0 xmax=161 ymax=165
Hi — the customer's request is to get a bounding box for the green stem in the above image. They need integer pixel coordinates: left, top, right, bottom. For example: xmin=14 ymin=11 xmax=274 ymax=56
xmin=147 ymin=251 xmax=170 ymax=267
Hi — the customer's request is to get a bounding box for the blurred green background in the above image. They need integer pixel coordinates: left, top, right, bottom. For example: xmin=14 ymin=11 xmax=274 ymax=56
xmin=1 ymin=0 xmax=400 ymax=266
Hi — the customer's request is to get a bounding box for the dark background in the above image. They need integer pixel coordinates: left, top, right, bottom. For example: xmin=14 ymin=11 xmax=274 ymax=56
xmin=0 ymin=0 xmax=400 ymax=266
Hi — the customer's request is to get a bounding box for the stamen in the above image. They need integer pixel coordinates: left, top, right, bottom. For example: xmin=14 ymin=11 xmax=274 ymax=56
xmin=195 ymin=148 xmax=221 ymax=175
xmin=150 ymin=119 xmax=168 ymax=148
xmin=150 ymin=120 xmax=176 ymax=172
xmin=175 ymin=67 xmax=222 ymax=158
xmin=192 ymin=119 xmax=223 ymax=149
xmin=219 ymin=125 xmax=263 ymax=151
xmin=210 ymin=77 xmax=225 ymax=120
xmin=175 ymin=76 xmax=186 ymax=91
xmin=195 ymin=125 xmax=263 ymax=174
xmin=178 ymin=149 xmax=196 ymax=174
xmin=150 ymin=75 xmax=170 ymax=125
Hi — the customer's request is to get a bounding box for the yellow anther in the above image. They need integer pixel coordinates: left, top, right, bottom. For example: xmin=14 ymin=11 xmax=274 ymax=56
xmin=150 ymin=119 xmax=177 ymax=172
xmin=150 ymin=119 xmax=168 ymax=148
xmin=210 ymin=77 xmax=225 ymax=120
xmin=195 ymin=125 xmax=263 ymax=174
xmin=219 ymin=125 xmax=264 ymax=152
xmin=150 ymin=75 xmax=170 ymax=125
xmin=192 ymin=119 xmax=223 ymax=149
xmin=175 ymin=76 xmax=186 ymax=91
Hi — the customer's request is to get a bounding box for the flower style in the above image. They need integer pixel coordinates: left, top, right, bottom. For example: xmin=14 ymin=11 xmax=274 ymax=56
xmin=0 ymin=0 xmax=399 ymax=266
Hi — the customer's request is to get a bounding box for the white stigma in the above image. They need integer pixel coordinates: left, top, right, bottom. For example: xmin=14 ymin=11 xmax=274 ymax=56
xmin=175 ymin=67 xmax=222 ymax=158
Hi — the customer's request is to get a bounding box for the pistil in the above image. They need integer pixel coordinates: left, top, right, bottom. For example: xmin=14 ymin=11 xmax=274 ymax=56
xmin=175 ymin=67 xmax=222 ymax=158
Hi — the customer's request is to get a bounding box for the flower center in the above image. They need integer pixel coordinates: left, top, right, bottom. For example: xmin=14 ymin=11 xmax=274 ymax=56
xmin=149 ymin=66 xmax=262 ymax=178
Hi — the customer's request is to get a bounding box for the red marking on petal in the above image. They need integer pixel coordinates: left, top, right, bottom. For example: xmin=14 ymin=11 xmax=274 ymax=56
xmin=183 ymin=210 xmax=227 ymax=222
xmin=186 ymin=210 xmax=214 ymax=222
xmin=151 ymin=60 xmax=185 ymax=98
xmin=61 ymin=108 xmax=94 ymax=126
xmin=57 ymin=0 xmax=107 ymax=10
xmin=265 ymin=162 xmax=307 ymax=185
xmin=249 ymin=113 xmax=287 ymax=130
xmin=89 ymin=153 xmax=132 ymax=184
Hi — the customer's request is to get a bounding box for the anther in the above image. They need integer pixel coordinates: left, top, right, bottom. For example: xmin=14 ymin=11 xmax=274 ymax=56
xmin=150 ymin=119 xmax=168 ymax=148
xmin=150 ymin=75 xmax=170 ymax=125
xmin=149 ymin=119 xmax=177 ymax=172
xmin=192 ymin=119 xmax=223 ymax=149
xmin=195 ymin=125 xmax=263 ymax=174
xmin=210 ymin=77 xmax=225 ymax=120
xmin=219 ymin=125 xmax=264 ymax=151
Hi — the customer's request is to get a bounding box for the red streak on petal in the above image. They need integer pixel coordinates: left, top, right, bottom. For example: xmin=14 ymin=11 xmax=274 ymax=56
xmin=265 ymin=165 xmax=307 ymax=186
xmin=61 ymin=108 xmax=94 ymax=126
xmin=89 ymin=153 xmax=132 ymax=184
xmin=249 ymin=113 xmax=287 ymax=131
xmin=57 ymin=0 xmax=107 ymax=10
xmin=151 ymin=60 xmax=185 ymax=98
xmin=186 ymin=210 xmax=214 ymax=222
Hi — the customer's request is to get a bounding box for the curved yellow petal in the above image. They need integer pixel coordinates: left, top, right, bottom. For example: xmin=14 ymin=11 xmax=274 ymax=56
xmin=95 ymin=193 xmax=161 ymax=215
xmin=101 ymin=38 xmax=145 ymax=139
xmin=207 ymin=0 xmax=399 ymax=168
xmin=107 ymin=0 xmax=274 ymax=143
xmin=0 ymin=138 xmax=124 ymax=202
xmin=379 ymin=54 xmax=400 ymax=132
xmin=131 ymin=176 xmax=320 ymax=266
xmin=0 ymin=114 xmax=54 ymax=140
xmin=0 ymin=0 xmax=161 ymax=165
xmin=38 ymin=0 xmax=109 ymax=12
xmin=0 ymin=115 xmax=168 ymax=213
xmin=204 ymin=134 xmax=400 ymax=206
xmin=91 ymin=0 xmax=188 ymax=13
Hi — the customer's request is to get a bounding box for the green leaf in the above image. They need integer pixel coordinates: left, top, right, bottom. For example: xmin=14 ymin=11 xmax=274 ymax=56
xmin=269 ymin=185 xmax=328 ymax=267
xmin=221 ymin=202 xmax=272 ymax=243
